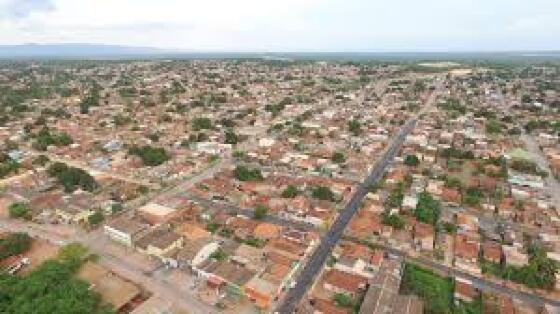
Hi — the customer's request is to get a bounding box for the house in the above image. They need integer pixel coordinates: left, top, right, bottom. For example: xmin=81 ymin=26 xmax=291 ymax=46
xmin=502 ymin=245 xmax=529 ymax=267
xmin=482 ymin=241 xmax=502 ymax=264
xmin=454 ymin=234 xmax=480 ymax=274
xmin=454 ymin=278 xmax=478 ymax=303
xmin=176 ymin=222 xmax=211 ymax=241
xmin=243 ymin=276 xmax=280 ymax=309
xmin=231 ymin=244 xmax=266 ymax=272
xmin=413 ymin=223 xmax=434 ymax=251
xmin=312 ymin=298 xmax=348 ymax=314
xmin=253 ymin=222 xmax=282 ymax=240
xmin=138 ymin=203 xmax=179 ymax=225
xmin=441 ymin=187 xmax=461 ymax=205
xmin=175 ymin=238 xmax=219 ymax=269
xmin=333 ymin=243 xmax=383 ymax=278
xmin=104 ymin=218 xmax=149 ymax=247
xmin=323 ymin=269 xmax=368 ymax=298
xmin=135 ymin=228 xmax=183 ymax=259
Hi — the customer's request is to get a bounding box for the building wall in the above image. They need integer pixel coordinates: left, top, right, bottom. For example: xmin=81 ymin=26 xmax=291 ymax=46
xmin=192 ymin=242 xmax=219 ymax=267
xmin=104 ymin=225 xmax=133 ymax=247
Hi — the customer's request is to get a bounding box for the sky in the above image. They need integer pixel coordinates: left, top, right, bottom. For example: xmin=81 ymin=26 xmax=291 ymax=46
xmin=0 ymin=0 xmax=559 ymax=52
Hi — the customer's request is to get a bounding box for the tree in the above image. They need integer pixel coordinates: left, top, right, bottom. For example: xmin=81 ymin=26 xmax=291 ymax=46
xmin=384 ymin=185 xmax=404 ymax=209
xmin=192 ymin=117 xmax=212 ymax=131
xmin=333 ymin=293 xmax=353 ymax=308
xmin=463 ymin=187 xmax=483 ymax=207
xmin=311 ymin=186 xmax=335 ymax=201
xmin=0 ymin=244 xmax=114 ymax=314
xmin=88 ymin=212 xmax=104 ymax=226
xmin=233 ymin=165 xmax=263 ymax=181
xmin=348 ymin=119 xmax=362 ymax=136
xmin=404 ymin=154 xmax=420 ymax=167
xmin=209 ymin=248 xmax=228 ymax=261
xmin=414 ymin=192 xmax=441 ymax=226
xmin=381 ymin=212 xmax=405 ymax=229
xmin=128 ymin=145 xmax=170 ymax=166
xmin=486 ymin=119 xmax=503 ymax=134
xmin=281 ymin=185 xmax=300 ymax=198
xmin=224 ymin=131 xmax=239 ymax=145
xmin=47 ymin=162 xmax=98 ymax=193
xmin=0 ymin=232 xmax=31 ymax=260
xmin=8 ymin=202 xmax=30 ymax=219
xmin=253 ymin=205 xmax=268 ymax=220
xmin=331 ymin=152 xmax=346 ymax=164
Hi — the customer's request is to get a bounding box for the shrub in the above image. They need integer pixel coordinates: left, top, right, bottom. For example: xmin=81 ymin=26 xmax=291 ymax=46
xmin=311 ymin=186 xmax=335 ymax=201
xmin=128 ymin=145 xmax=170 ymax=166
xmin=253 ymin=205 xmax=268 ymax=220
xmin=8 ymin=202 xmax=30 ymax=219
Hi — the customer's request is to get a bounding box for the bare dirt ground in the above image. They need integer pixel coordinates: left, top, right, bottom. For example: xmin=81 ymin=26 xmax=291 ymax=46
xmin=20 ymin=239 xmax=59 ymax=274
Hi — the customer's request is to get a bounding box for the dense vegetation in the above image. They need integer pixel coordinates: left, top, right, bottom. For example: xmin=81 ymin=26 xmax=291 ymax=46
xmin=381 ymin=212 xmax=405 ymax=229
xmin=47 ymin=162 xmax=98 ymax=192
xmin=0 ymin=232 xmax=31 ymax=260
xmin=400 ymin=263 xmax=454 ymax=314
xmin=481 ymin=244 xmax=558 ymax=290
xmin=0 ymin=154 xmax=20 ymax=179
xmin=233 ymin=165 xmax=263 ymax=181
xmin=32 ymin=128 xmax=73 ymax=151
xmin=311 ymin=186 xmax=335 ymax=201
xmin=404 ymin=154 xmax=420 ymax=167
xmin=414 ymin=192 xmax=441 ymax=226
xmin=192 ymin=117 xmax=212 ymax=131
xmin=128 ymin=145 xmax=170 ymax=166
xmin=331 ymin=152 xmax=346 ymax=164
xmin=509 ymin=158 xmax=547 ymax=177
xmin=0 ymin=243 xmax=114 ymax=314
xmin=281 ymin=185 xmax=300 ymax=198
xmin=253 ymin=205 xmax=269 ymax=220
xmin=8 ymin=202 xmax=30 ymax=219
xmin=348 ymin=119 xmax=362 ymax=136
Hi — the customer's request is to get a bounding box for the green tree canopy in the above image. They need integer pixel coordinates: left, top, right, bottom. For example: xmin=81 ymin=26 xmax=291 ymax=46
xmin=253 ymin=205 xmax=269 ymax=220
xmin=404 ymin=154 xmax=420 ymax=167
xmin=128 ymin=145 xmax=170 ymax=166
xmin=414 ymin=192 xmax=441 ymax=226
xmin=281 ymin=185 xmax=300 ymax=198
xmin=233 ymin=165 xmax=263 ymax=181
xmin=8 ymin=202 xmax=30 ymax=219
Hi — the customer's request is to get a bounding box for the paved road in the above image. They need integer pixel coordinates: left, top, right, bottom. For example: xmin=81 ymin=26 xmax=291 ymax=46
xmin=520 ymin=133 xmax=560 ymax=213
xmin=357 ymin=238 xmax=560 ymax=308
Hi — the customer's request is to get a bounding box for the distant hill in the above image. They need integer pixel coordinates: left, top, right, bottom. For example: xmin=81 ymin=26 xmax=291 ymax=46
xmin=0 ymin=43 xmax=166 ymax=59
xmin=0 ymin=44 xmax=559 ymax=61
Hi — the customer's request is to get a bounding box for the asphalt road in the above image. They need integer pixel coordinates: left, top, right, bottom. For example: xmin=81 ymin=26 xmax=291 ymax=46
xmin=275 ymin=117 xmax=419 ymax=313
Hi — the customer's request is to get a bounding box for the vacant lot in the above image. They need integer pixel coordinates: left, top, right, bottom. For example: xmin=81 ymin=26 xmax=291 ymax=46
xmin=20 ymin=239 xmax=58 ymax=274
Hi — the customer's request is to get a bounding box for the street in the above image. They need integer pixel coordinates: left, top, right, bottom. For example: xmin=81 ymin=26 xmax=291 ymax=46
xmin=275 ymin=82 xmax=440 ymax=313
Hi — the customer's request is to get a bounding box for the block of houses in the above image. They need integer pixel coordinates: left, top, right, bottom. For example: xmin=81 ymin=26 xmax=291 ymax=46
xmin=323 ymin=269 xmax=368 ymax=298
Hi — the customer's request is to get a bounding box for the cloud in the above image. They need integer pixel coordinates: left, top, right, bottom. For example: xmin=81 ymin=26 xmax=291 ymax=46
xmin=0 ymin=0 xmax=559 ymax=51
xmin=0 ymin=0 xmax=55 ymax=19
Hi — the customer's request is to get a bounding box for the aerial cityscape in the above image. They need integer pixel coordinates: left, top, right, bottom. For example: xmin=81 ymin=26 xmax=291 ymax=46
xmin=0 ymin=1 xmax=559 ymax=314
